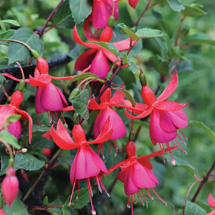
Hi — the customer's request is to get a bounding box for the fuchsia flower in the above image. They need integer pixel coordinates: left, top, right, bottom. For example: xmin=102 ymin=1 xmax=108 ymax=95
xmin=107 ymin=141 xmax=177 ymax=215
xmin=208 ymin=194 xmax=215 ymax=215
xmin=0 ymin=209 xmax=5 ymax=215
xmin=2 ymin=167 xmax=19 ymax=207
xmin=92 ymin=0 xmax=119 ymax=28
xmin=51 ymin=118 xmax=113 ymax=214
xmin=73 ymin=25 xmax=137 ymax=78
xmin=125 ymin=71 xmax=188 ymax=162
xmin=0 ymin=91 xmax=32 ymax=143
xmin=128 ymin=0 xmax=139 ymax=8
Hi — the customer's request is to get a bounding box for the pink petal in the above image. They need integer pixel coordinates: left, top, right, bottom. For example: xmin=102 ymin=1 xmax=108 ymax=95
xmin=208 ymin=193 xmax=215 ymax=209
xmin=124 ymin=167 xmax=139 ymax=195
xmin=168 ymin=110 xmax=188 ymax=129
xmin=74 ymin=49 xmax=97 ymax=71
xmin=157 ymin=71 xmax=178 ymax=102
xmin=8 ymin=120 xmax=22 ymax=139
xmin=55 ymin=86 xmax=68 ymax=107
xmin=75 ymin=146 xmax=100 ymax=179
xmin=35 ymin=87 xmax=47 ymax=114
xmin=149 ymin=109 xmax=177 ymax=145
xmin=70 ymin=154 xmax=78 ymax=184
xmin=160 ymin=111 xmax=176 ymax=132
xmin=90 ymin=50 xmax=110 ymax=78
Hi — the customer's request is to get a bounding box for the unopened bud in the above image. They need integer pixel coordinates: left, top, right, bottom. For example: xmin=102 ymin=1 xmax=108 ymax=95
xmin=108 ymin=15 xmax=115 ymax=27
xmin=139 ymin=73 xmax=147 ymax=86
xmin=73 ymin=113 xmax=80 ymax=124
xmin=129 ymin=130 xmax=135 ymax=141
xmin=31 ymin=49 xmax=40 ymax=59
xmin=18 ymin=79 xmax=25 ymax=91
xmin=106 ymin=72 xmax=112 ymax=80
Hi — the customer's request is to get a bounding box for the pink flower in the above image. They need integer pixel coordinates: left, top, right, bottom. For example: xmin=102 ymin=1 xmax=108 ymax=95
xmin=92 ymin=0 xmax=119 ymax=28
xmin=208 ymin=193 xmax=215 ymax=215
xmin=107 ymin=141 xmax=177 ymax=215
xmin=0 ymin=91 xmax=32 ymax=143
xmin=73 ymin=25 xmax=137 ymax=78
xmin=2 ymin=167 xmax=19 ymax=208
xmin=125 ymin=71 xmax=188 ymax=162
xmin=51 ymin=118 xmax=113 ymax=214
xmin=0 ymin=209 xmax=5 ymax=215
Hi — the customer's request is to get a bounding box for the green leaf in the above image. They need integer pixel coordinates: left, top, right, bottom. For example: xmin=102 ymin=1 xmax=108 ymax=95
xmin=66 ymin=73 xmax=102 ymax=86
xmin=91 ymin=41 xmax=119 ymax=56
xmin=0 ymin=19 xmax=20 ymax=26
xmin=190 ymin=120 xmax=215 ymax=143
xmin=182 ymin=33 xmax=215 ymax=46
xmin=185 ymin=201 xmax=207 ymax=215
xmin=3 ymin=198 xmax=29 ymax=215
xmin=182 ymin=4 xmax=206 ymax=17
xmin=150 ymin=55 xmax=169 ymax=76
xmin=14 ymin=153 xmax=45 ymax=171
xmin=6 ymin=114 xmax=21 ymax=124
xmin=8 ymin=27 xmax=43 ymax=65
xmin=117 ymin=88 xmax=136 ymax=107
xmin=0 ymin=73 xmax=6 ymax=84
xmin=69 ymin=89 xmax=90 ymax=120
xmin=70 ymin=188 xmax=90 ymax=209
xmin=0 ymin=29 xmax=15 ymax=39
xmin=69 ymin=0 xmax=92 ymax=25
xmin=167 ymin=0 xmax=184 ymax=12
xmin=0 ymin=130 xmax=21 ymax=149
xmin=32 ymin=125 xmax=50 ymax=134
xmin=118 ymin=24 xmax=166 ymax=40
xmin=54 ymin=0 xmax=74 ymax=27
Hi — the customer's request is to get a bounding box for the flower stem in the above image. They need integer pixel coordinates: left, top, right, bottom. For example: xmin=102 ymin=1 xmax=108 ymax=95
xmin=0 ymin=138 xmax=13 ymax=160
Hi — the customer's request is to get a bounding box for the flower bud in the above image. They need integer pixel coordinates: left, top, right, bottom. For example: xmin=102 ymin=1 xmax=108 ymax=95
xmin=100 ymin=26 xmax=113 ymax=42
xmin=18 ymin=79 xmax=25 ymax=91
xmin=37 ymin=57 xmax=49 ymax=74
xmin=31 ymin=49 xmax=40 ymax=59
xmin=10 ymin=91 xmax=23 ymax=108
xmin=139 ymin=73 xmax=147 ymax=86
xmin=125 ymin=141 xmax=136 ymax=158
xmin=2 ymin=167 xmax=19 ymax=207
xmin=108 ymin=15 xmax=115 ymax=27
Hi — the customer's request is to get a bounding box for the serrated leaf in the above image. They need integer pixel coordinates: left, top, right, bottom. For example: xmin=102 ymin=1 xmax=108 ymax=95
xmin=0 ymin=19 xmax=20 ymax=26
xmin=190 ymin=120 xmax=215 ymax=143
xmin=185 ymin=201 xmax=207 ymax=215
xmin=117 ymin=88 xmax=136 ymax=106
xmin=91 ymin=41 xmax=119 ymax=56
xmin=182 ymin=4 xmax=206 ymax=17
xmin=0 ymin=130 xmax=21 ymax=149
xmin=69 ymin=89 xmax=90 ymax=120
xmin=8 ymin=27 xmax=43 ymax=65
xmin=167 ymin=0 xmax=184 ymax=12
xmin=151 ymin=55 xmax=169 ymax=76
xmin=3 ymin=198 xmax=29 ymax=215
xmin=54 ymin=0 xmax=74 ymax=27
xmin=14 ymin=153 xmax=45 ymax=171
xmin=182 ymin=33 xmax=215 ymax=46
xmin=69 ymin=0 xmax=92 ymax=25
xmin=0 ymin=29 xmax=15 ymax=39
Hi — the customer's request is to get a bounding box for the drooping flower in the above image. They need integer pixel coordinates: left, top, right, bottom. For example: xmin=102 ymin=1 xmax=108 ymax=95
xmin=125 ymin=71 xmax=188 ymax=162
xmin=106 ymin=141 xmax=177 ymax=215
xmin=89 ymin=87 xmax=127 ymax=154
xmin=2 ymin=167 xmax=19 ymax=207
xmin=91 ymin=0 xmax=119 ymax=28
xmin=51 ymin=118 xmax=113 ymax=214
xmin=0 ymin=91 xmax=32 ymax=143
xmin=208 ymin=193 xmax=215 ymax=215
xmin=73 ymin=25 xmax=136 ymax=78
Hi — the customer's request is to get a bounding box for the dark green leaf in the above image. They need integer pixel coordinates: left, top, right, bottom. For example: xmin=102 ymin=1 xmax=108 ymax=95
xmin=167 ymin=0 xmax=184 ymax=12
xmin=151 ymin=55 xmax=169 ymax=76
xmin=8 ymin=27 xmax=43 ymax=65
xmin=0 ymin=19 xmax=20 ymax=26
xmin=182 ymin=33 xmax=215 ymax=46
xmin=0 ymin=73 xmax=6 ymax=84
xmin=0 ymin=29 xmax=15 ymax=39
xmin=6 ymin=114 xmax=21 ymax=124
xmin=70 ymin=188 xmax=90 ymax=209
xmin=69 ymin=89 xmax=90 ymax=120
xmin=190 ymin=120 xmax=215 ymax=143
xmin=3 ymin=198 xmax=29 ymax=215
xmin=0 ymin=130 xmax=21 ymax=149
xmin=182 ymin=4 xmax=206 ymax=17
xmin=14 ymin=153 xmax=45 ymax=171
xmin=117 ymin=88 xmax=136 ymax=106
xmin=185 ymin=201 xmax=207 ymax=215
xmin=32 ymin=125 xmax=50 ymax=134
xmin=91 ymin=41 xmax=119 ymax=56
xmin=69 ymin=0 xmax=92 ymax=25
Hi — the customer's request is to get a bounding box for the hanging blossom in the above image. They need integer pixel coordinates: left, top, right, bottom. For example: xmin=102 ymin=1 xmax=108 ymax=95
xmin=208 ymin=193 xmax=215 ymax=215
xmin=89 ymin=86 xmax=127 ymax=155
xmin=91 ymin=0 xmax=119 ymax=28
xmin=51 ymin=118 xmax=113 ymax=214
xmin=73 ymin=22 xmax=137 ymax=78
xmin=106 ymin=141 xmax=177 ymax=215
xmin=0 ymin=90 xmax=32 ymax=143
xmin=125 ymin=71 xmax=188 ymax=163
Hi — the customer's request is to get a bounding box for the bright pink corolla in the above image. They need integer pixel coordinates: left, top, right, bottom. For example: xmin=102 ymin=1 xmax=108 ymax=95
xmin=2 ymin=167 xmax=19 ymax=208
xmin=92 ymin=0 xmax=119 ymax=28
xmin=0 ymin=91 xmax=32 ymax=143
xmin=125 ymin=71 xmax=188 ymax=159
xmin=0 ymin=209 xmax=5 ymax=215
xmin=73 ymin=25 xmax=137 ymax=78
xmin=208 ymin=194 xmax=215 ymax=215
xmin=107 ymin=141 xmax=177 ymax=215
xmin=51 ymin=118 xmax=113 ymax=214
